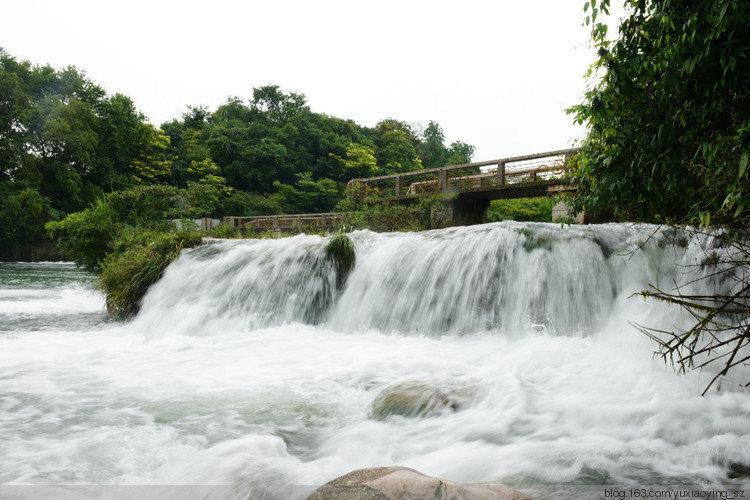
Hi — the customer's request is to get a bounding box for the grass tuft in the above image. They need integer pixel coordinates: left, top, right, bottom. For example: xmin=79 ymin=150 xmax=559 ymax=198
xmin=325 ymin=232 xmax=356 ymax=287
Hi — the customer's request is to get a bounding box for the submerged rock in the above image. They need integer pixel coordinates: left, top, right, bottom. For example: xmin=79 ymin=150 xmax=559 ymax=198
xmin=369 ymin=383 xmax=473 ymax=420
xmin=305 ymin=466 xmax=530 ymax=500
xmin=728 ymin=463 xmax=750 ymax=479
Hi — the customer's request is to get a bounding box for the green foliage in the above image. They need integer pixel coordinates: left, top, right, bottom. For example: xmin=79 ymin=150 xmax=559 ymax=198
xmin=220 ymin=190 xmax=282 ymax=216
xmin=568 ymin=0 xmax=750 ymax=226
xmin=2 ymin=47 xmax=476 ymax=261
xmin=130 ymin=125 xmax=172 ymax=185
xmin=337 ymin=199 xmax=432 ymax=232
xmin=0 ymin=48 xmax=156 ymax=256
xmin=487 ymin=197 xmax=555 ymax=222
xmin=0 ymin=187 xmax=56 ymax=259
xmin=99 ymin=229 xmax=203 ymax=317
xmin=45 ymin=197 xmax=120 ymax=272
xmin=374 ymin=122 xmax=423 ymax=175
xmin=331 ymin=143 xmax=379 ymax=179
xmin=207 ymin=222 xmax=241 ymax=239
xmin=178 ymin=175 xmax=232 ymax=218
xmin=446 ymin=141 xmax=475 ymax=166
xmin=416 ymin=121 xmax=476 ymax=169
xmin=418 ymin=121 xmax=449 ymax=169
xmin=107 ymin=184 xmax=178 ymax=226
xmin=271 ymin=173 xmax=342 ymax=214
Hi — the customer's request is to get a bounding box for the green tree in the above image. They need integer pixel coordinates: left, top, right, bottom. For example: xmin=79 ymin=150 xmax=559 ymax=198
xmin=251 ymin=84 xmax=308 ymax=121
xmin=271 ymin=173 xmax=341 ymax=213
xmin=94 ymin=93 xmax=149 ymax=189
xmin=46 ymin=197 xmax=121 ymax=272
xmin=446 ymin=141 xmax=475 ymax=165
xmin=568 ymin=0 xmax=750 ymax=225
xmin=418 ymin=121 xmax=449 ymax=169
xmin=130 ymin=125 xmax=172 ymax=185
xmin=332 ymin=142 xmax=379 ymax=179
xmin=374 ymin=120 xmax=423 ymax=174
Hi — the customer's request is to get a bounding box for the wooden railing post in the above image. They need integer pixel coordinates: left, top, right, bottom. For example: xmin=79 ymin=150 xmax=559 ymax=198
xmin=438 ymin=168 xmax=447 ymax=192
xmin=497 ymin=161 xmax=505 ymax=187
xmin=395 ymin=176 xmax=402 ymax=197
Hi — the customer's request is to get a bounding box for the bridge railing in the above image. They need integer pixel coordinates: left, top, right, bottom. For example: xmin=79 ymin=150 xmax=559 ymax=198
xmin=347 ymin=148 xmax=578 ymax=203
xmin=224 ymin=213 xmax=343 ymax=232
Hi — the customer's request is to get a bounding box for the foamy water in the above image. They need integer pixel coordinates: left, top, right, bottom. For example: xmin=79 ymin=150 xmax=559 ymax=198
xmin=0 ymin=223 xmax=748 ymax=499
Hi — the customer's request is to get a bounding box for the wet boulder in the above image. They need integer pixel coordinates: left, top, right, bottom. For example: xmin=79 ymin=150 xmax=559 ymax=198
xmin=369 ymin=382 xmax=473 ymax=420
xmin=305 ymin=466 xmax=530 ymax=500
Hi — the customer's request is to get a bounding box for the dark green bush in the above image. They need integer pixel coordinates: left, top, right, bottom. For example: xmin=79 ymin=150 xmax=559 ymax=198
xmin=45 ymin=197 xmax=121 ymax=272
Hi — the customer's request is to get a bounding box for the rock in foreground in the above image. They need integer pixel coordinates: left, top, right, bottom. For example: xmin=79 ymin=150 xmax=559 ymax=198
xmin=305 ymin=466 xmax=530 ymax=500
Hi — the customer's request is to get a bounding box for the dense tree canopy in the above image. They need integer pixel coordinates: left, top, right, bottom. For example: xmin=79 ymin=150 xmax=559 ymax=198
xmin=568 ymin=0 xmax=750 ymax=226
xmin=0 ymin=50 xmax=475 ymax=258
xmin=0 ymin=49 xmax=149 ymax=257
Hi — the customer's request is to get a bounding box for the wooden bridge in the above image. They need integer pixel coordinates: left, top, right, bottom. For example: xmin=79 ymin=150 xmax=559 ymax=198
xmin=224 ymin=148 xmax=580 ymax=231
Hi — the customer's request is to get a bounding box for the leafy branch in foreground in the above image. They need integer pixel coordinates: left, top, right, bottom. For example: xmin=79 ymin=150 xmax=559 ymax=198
xmin=634 ymin=230 xmax=750 ymax=395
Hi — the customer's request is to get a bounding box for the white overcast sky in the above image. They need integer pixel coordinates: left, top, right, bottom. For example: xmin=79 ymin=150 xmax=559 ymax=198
xmin=1 ymin=0 xmax=603 ymax=161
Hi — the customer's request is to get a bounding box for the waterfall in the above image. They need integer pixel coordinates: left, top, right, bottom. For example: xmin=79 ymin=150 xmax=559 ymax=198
xmin=2 ymin=222 xmax=748 ymax=499
xmin=134 ymin=222 xmax=720 ymax=340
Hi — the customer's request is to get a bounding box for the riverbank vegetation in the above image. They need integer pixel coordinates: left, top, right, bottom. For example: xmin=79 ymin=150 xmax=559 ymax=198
xmin=570 ymin=0 xmax=750 ymax=391
xmin=0 ymin=46 xmax=483 ymax=314
xmin=0 ymin=47 xmax=474 ymax=261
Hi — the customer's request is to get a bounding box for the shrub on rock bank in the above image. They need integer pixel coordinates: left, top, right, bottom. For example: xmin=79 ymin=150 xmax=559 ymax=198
xmin=99 ymin=230 xmax=203 ymax=317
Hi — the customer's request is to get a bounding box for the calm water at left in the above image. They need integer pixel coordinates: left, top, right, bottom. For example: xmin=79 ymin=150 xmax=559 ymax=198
xmin=0 ymin=262 xmax=108 ymax=334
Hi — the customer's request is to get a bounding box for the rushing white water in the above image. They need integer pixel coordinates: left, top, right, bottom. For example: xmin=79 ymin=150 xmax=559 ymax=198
xmin=1 ymin=223 xmax=749 ymax=500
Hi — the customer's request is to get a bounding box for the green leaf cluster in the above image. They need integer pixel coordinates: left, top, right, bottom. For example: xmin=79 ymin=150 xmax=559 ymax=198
xmin=487 ymin=197 xmax=555 ymax=223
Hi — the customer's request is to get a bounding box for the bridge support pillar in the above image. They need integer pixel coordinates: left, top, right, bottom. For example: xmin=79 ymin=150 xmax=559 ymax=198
xmin=552 ymin=200 xmax=585 ymax=224
xmin=431 ymin=197 xmax=490 ymax=229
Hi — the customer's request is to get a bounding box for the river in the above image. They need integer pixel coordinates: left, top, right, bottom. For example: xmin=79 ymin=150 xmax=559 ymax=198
xmin=1 ymin=222 xmax=748 ymax=499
